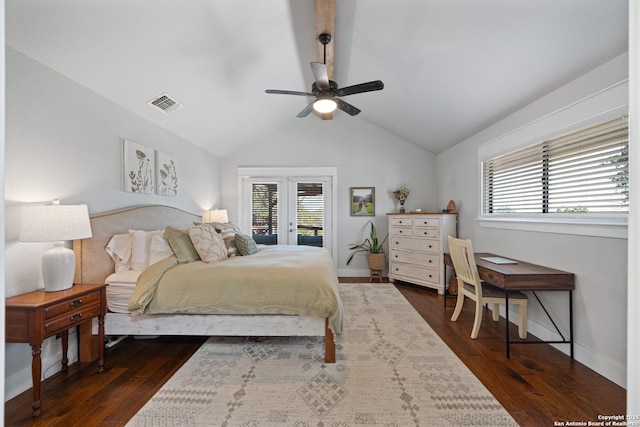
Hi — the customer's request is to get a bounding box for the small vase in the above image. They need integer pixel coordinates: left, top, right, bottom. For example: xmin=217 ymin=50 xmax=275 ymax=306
xmin=399 ymin=204 xmax=405 ymax=213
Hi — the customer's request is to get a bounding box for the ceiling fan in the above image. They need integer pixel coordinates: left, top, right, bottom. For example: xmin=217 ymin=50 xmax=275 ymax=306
xmin=265 ymin=33 xmax=384 ymax=118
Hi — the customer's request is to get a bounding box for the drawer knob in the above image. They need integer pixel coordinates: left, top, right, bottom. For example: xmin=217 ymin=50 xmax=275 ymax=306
xmin=399 ymin=230 xmax=403 ymax=233
xmin=70 ymin=313 xmax=83 ymax=322
xmin=70 ymin=299 xmax=83 ymax=308
xmin=428 ymin=260 xmax=432 ymax=263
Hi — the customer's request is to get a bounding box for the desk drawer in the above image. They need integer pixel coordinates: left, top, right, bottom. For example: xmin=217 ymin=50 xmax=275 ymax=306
xmin=44 ymin=303 xmax=102 ymax=336
xmin=43 ymin=291 xmax=101 ymax=320
xmin=479 ymin=269 xmax=505 ymax=288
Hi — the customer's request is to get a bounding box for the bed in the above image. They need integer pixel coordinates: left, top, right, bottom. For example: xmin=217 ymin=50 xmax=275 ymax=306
xmin=73 ymin=205 xmax=342 ymax=363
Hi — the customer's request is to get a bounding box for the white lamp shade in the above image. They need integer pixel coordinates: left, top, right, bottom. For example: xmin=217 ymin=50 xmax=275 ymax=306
xmin=202 ymin=209 xmax=229 ymax=223
xmin=19 ymin=203 xmax=93 ymax=242
xmin=19 ymin=203 xmax=92 ymax=291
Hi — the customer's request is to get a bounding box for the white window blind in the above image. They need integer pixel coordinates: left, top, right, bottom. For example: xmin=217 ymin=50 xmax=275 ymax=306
xmin=251 ymin=183 xmax=279 ymax=244
xmin=483 ymin=115 xmax=628 ymax=214
xmin=296 ymin=182 xmax=324 ymax=247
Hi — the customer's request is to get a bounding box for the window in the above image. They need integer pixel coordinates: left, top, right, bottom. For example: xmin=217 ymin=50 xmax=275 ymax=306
xmin=482 ymin=115 xmax=628 ymax=216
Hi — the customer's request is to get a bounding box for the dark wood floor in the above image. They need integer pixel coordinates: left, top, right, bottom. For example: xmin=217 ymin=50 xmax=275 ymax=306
xmin=5 ymin=279 xmax=625 ymax=426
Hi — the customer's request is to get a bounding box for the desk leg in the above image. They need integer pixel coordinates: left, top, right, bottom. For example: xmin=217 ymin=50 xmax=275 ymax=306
xmin=569 ymin=290 xmax=574 ymax=359
xmin=30 ymin=344 xmax=42 ymax=417
xmin=505 ymin=291 xmax=510 ymax=359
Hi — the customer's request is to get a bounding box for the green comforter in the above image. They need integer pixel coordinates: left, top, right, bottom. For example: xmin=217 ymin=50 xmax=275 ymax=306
xmin=128 ymin=245 xmax=343 ymax=334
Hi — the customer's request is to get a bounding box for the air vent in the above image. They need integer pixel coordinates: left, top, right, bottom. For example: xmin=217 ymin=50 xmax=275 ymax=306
xmin=147 ymin=93 xmax=182 ymax=114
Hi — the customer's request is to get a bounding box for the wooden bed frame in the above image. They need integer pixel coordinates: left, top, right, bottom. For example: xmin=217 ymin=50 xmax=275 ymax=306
xmin=72 ymin=205 xmax=336 ymax=363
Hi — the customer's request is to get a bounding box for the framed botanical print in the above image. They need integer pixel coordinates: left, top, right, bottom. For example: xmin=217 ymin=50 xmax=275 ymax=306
xmin=123 ymin=139 xmax=155 ymax=194
xmin=350 ymin=187 xmax=375 ymax=216
xmin=157 ymin=151 xmax=178 ymax=196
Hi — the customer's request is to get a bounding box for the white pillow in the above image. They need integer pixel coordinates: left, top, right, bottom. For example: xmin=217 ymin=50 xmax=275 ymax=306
xmin=129 ymin=229 xmax=162 ymax=270
xmin=188 ymin=224 xmax=228 ymax=263
xmin=105 ymin=233 xmax=132 ymax=272
xmin=148 ymin=234 xmax=175 ymax=265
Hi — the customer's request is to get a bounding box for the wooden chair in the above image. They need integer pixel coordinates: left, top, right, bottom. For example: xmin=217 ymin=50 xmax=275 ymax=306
xmin=448 ymin=236 xmax=528 ymax=339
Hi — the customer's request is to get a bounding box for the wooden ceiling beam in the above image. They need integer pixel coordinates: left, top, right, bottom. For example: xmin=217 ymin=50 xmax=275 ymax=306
xmin=314 ymin=0 xmax=335 ymax=120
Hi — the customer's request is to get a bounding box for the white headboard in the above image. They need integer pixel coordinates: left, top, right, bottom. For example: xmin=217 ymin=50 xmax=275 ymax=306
xmin=73 ymin=205 xmax=200 ymax=284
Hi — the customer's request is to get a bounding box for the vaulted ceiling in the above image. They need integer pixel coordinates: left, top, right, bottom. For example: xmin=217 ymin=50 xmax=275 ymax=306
xmin=5 ymin=0 xmax=628 ymax=157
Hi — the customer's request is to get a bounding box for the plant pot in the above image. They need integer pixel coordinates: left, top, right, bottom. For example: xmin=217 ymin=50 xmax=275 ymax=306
xmin=366 ymin=252 xmax=385 ymax=271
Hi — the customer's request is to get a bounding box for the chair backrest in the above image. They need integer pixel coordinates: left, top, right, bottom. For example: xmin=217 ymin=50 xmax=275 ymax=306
xmin=448 ymin=236 xmax=483 ymax=297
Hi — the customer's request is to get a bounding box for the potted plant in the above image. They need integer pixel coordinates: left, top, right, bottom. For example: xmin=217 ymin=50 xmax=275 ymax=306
xmin=346 ymin=220 xmax=389 ymax=270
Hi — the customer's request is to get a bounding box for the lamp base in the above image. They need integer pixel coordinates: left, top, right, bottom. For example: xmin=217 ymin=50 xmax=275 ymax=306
xmin=42 ymin=242 xmax=75 ymax=292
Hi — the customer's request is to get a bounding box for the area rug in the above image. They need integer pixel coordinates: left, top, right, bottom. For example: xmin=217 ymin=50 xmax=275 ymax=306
xmin=126 ymin=283 xmax=517 ymax=426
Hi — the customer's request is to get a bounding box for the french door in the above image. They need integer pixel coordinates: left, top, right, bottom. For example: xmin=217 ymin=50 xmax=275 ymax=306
xmin=239 ymin=168 xmax=335 ymax=256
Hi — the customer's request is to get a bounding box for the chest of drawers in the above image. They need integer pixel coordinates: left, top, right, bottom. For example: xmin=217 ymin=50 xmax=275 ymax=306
xmin=387 ymin=213 xmax=457 ymax=294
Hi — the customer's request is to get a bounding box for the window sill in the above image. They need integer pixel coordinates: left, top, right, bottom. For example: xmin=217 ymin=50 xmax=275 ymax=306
xmin=477 ymin=216 xmax=628 ymax=239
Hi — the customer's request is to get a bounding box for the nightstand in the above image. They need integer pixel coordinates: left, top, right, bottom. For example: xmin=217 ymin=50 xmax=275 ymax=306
xmin=5 ymin=283 xmax=107 ymax=417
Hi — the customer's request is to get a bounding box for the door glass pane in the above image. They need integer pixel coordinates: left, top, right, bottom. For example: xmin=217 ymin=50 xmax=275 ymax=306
xmin=297 ymin=182 xmax=324 ymax=247
xmin=251 ymin=183 xmax=279 ymax=245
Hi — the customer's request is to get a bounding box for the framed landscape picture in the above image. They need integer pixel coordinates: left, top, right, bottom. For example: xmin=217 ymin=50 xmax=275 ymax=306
xmin=350 ymin=187 xmax=375 ymax=216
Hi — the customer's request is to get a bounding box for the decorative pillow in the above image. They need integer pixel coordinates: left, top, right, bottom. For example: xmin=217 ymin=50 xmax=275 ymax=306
xmin=163 ymin=226 xmax=200 ymax=264
xmin=148 ymin=234 xmax=175 ymax=265
xmin=105 ymin=233 xmax=132 ymax=272
xmin=211 ymin=222 xmax=242 ymax=257
xmin=188 ymin=224 xmax=228 ymax=263
xmin=129 ymin=229 xmax=162 ymax=270
xmin=235 ymin=234 xmax=258 ymax=256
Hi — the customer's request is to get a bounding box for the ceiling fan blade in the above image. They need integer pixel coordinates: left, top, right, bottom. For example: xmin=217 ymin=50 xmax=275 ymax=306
xmin=310 ymin=62 xmax=330 ymax=90
xmin=265 ymin=89 xmax=314 ymax=96
xmin=335 ymin=99 xmax=361 ymax=116
xmin=337 ymin=80 xmax=384 ymax=97
xmin=296 ymin=102 xmax=315 ymax=118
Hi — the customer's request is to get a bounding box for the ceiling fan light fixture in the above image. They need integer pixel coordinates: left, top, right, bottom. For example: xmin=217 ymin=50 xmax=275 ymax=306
xmin=313 ymin=98 xmax=337 ymax=113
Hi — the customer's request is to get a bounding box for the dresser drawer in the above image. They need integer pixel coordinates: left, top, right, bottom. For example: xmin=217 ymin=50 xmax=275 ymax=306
xmin=43 ymin=290 xmax=102 ymax=320
xmin=389 ymin=217 xmax=412 ymax=227
xmin=390 ymin=226 xmax=413 ymax=237
xmin=390 ymin=263 xmax=440 ymax=284
xmin=390 ymin=249 xmax=439 ymax=267
xmin=412 ymin=217 xmax=440 ymax=227
xmin=44 ymin=303 xmax=102 ymax=336
xmin=391 ymin=237 xmax=440 ymax=253
xmin=412 ymin=227 xmax=440 ymax=239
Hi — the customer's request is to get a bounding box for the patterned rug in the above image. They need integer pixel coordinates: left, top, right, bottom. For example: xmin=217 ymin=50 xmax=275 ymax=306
xmin=126 ymin=283 xmax=517 ymax=426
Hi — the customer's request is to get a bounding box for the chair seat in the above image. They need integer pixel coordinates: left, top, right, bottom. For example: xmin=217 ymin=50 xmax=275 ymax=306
xmin=463 ymin=282 xmax=527 ymax=299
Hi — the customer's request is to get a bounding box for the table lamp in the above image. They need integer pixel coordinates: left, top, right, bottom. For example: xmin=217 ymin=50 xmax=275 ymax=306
xmin=202 ymin=209 xmax=228 ymax=223
xmin=19 ymin=200 xmax=93 ymax=292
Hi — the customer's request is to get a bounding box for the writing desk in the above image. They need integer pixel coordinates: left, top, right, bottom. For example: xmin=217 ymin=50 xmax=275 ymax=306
xmin=443 ymin=252 xmax=575 ymax=358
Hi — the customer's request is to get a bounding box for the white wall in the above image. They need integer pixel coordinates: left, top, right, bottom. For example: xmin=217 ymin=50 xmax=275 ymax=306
xmin=627 ymin=0 xmax=639 ymax=414
xmin=219 ymin=115 xmax=438 ymax=276
xmin=3 ymin=47 xmax=222 ymax=400
xmin=435 ymin=53 xmax=629 ymax=387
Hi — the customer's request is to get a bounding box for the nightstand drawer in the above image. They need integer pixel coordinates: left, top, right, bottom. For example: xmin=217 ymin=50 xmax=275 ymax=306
xmin=44 ymin=302 xmax=102 ymax=336
xmin=43 ymin=290 xmax=101 ymax=320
